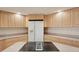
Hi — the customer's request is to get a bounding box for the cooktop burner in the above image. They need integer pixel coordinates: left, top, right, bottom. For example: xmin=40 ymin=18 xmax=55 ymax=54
xmin=20 ymin=42 xmax=59 ymax=51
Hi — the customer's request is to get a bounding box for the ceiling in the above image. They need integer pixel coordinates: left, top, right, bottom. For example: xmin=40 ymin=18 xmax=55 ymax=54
xmin=0 ymin=7 xmax=72 ymax=15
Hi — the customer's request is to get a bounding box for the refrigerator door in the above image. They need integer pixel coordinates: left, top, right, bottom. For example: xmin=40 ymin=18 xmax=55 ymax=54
xmin=28 ymin=21 xmax=35 ymax=42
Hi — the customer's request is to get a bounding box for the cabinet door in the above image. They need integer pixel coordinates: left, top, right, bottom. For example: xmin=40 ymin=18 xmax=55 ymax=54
xmin=15 ymin=15 xmax=26 ymax=27
xmin=44 ymin=15 xmax=48 ymax=27
xmin=0 ymin=40 xmax=5 ymax=51
xmin=0 ymin=12 xmax=9 ymax=27
xmin=47 ymin=15 xmax=53 ymax=27
xmin=22 ymin=16 xmax=26 ymax=27
xmin=71 ymin=8 xmax=79 ymax=27
xmin=8 ymin=13 xmax=15 ymax=27
xmin=25 ymin=16 xmax=29 ymax=27
xmin=0 ymin=40 xmax=3 ymax=51
xmin=62 ymin=10 xmax=71 ymax=27
xmin=0 ymin=11 xmax=1 ymax=27
xmin=44 ymin=15 xmax=53 ymax=27
xmin=52 ymin=13 xmax=62 ymax=27
xmin=0 ymin=11 xmax=26 ymax=27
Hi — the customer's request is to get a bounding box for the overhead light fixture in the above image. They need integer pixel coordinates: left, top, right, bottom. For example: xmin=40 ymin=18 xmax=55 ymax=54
xmin=56 ymin=10 xmax=64 ymax=15
xmin=16 ymin=12 xmax=22 ymax=17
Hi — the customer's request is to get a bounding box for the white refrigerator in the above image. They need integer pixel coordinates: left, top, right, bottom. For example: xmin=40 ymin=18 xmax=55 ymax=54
xmin=28 ymin=20 xmax=44 ymax=50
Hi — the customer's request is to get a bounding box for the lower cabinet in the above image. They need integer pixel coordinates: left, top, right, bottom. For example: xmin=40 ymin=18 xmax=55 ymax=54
xmin=44 ymin=35 xmax=79 ymax=47
xmin=0 ymin=35 xmax=27 ymax=51
xmin=0 ymin=40 xmax=5 ymax=51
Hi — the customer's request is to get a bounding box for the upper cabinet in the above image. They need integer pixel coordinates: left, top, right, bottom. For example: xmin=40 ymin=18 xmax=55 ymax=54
xmin=71 ymin=8 xmax=79 ymax=27
xmin=44 ymin=15 xmax=48 ymax=27
xmin=25 ymin=16 xmax=29 ymax=27
xmin=0 ymin=11 xmax=9 ymax=27
xmin=24 ymin=8 xmax=79 ymax=28
xmin=45 ymin=8 xmax=79 ymax=28
xmin=0 ymin=11 xmax=26 ymax=27
xmin=52 ymin=13 xmax=63 ymax=27
xmin=1 ymin=8 xmax=79 ymax=28
xmin=62 ymin=10 xmax=71 ymax=27
xmin=44 ymin=15 xmax=53 ymax=27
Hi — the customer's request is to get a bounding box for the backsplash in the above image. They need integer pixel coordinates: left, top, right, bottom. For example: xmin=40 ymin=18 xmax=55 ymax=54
xmin=0 ymin=27 xmax=27 ymax=36
xmin=46 ymin=27 xmax=79 ymax=35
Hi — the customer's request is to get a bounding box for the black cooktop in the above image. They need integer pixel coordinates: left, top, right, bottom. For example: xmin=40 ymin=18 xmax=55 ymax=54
xmin=20 ymin=42 xmax=59 ymax=52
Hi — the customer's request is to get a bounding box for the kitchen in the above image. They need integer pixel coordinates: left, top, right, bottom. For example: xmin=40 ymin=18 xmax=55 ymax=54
xmin=0 ymin=7 xmax=79 ymax=52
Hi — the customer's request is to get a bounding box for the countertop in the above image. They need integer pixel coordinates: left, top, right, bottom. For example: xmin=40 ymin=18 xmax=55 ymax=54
xmin=48 ymin=33 xmax=79 ymax=39
xmin=0 ymin=34 xmax=27 ymax=40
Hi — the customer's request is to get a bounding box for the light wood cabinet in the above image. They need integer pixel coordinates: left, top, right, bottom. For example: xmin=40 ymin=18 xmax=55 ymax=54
xmin=71 ymin=8 xmax=79 ymax=27
xmin=44 ymin=8 xmax=79 ymax=28
xmin=52 ymin=14 xmax=58 ymax=27
xmin=52 ymin=13 xmax=63 ymax=27
xmin=44 ymin=15 xmax=48 ymax=27
xmin=44 ymin=13 xmax=63 ymax=27
xmin=47 ymin=15 xmax=53 ymax=27
xmin=44 ymin=15 xmax=53 ymax=27
xmin=0 ymin=11 xmax=9 ymax=27
xmin=1 ymin=8 xmax=79 ymax=28
xmin=62 ymin=10 xmax=71 ymax=27
xmin=0 ymin=40 xmax=5 ymax=51
xmin=0 ymin=35 xmax=27 ymax=51
xmin=0 ymin=11 xmax=26 ymax=27
xmin=25 ymin=16 xmax=29 ymax=27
